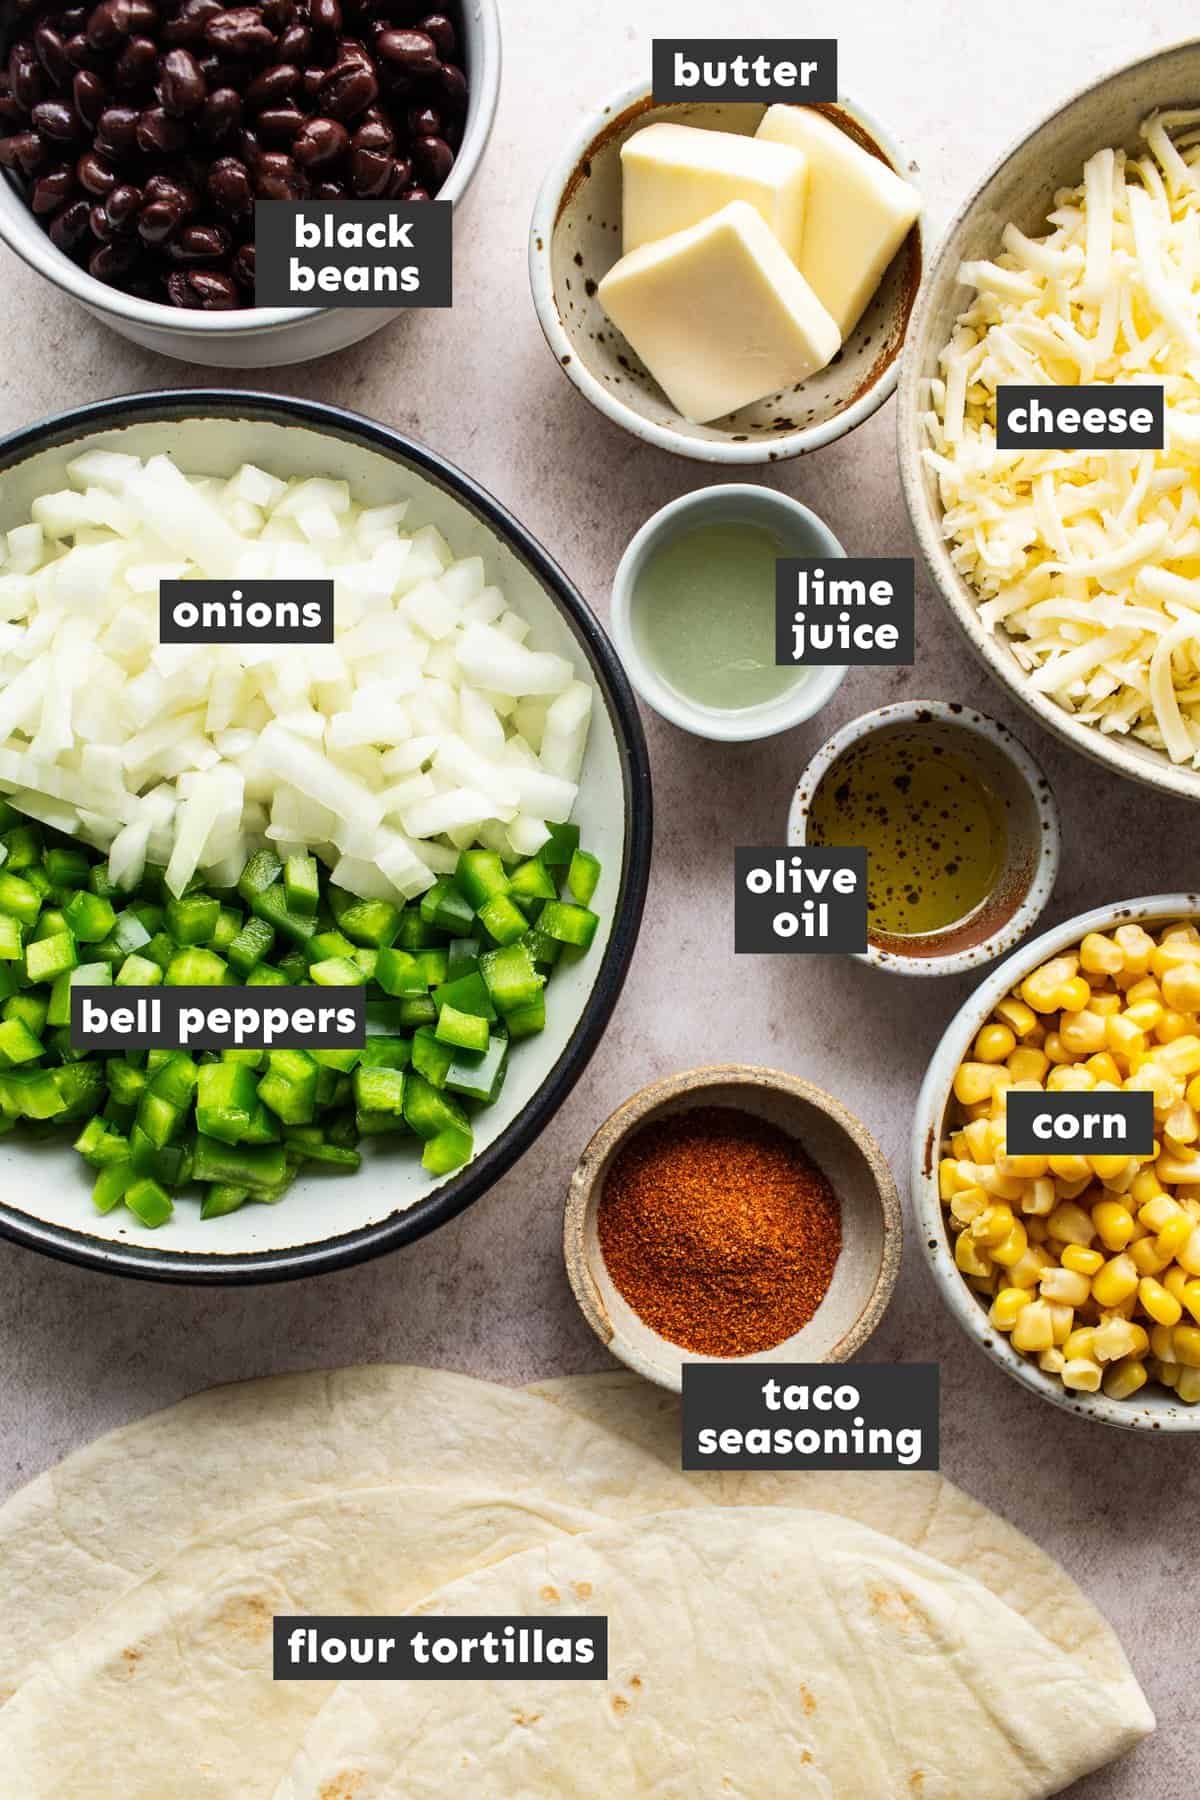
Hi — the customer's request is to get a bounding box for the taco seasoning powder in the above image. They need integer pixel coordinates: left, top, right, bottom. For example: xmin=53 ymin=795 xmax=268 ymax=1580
xmin=597 ymin=1106 xmax=842 ymax=1357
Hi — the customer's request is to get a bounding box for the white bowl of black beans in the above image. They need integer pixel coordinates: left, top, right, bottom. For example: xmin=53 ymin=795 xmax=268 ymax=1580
xmin=0 ymin=0 xmax=500 ymax=367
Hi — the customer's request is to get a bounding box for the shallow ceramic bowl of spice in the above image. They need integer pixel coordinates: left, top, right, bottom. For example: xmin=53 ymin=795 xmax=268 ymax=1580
xmin=564 ymin=1065 xmax=902 ymax=1393
xmin=529 ymin=81 xmax=923 ymax=465
xmin=789 ymin=701 xmax=1060 ymax=977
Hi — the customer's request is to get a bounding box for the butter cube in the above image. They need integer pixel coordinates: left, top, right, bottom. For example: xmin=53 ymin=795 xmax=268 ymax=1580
xmin=621 ymin=121 xmax=808 ymax=263
xmin=756 ymin=105 xmax=921 ymax=336
xmin=598 ymin=200 xmax=841 ymax=424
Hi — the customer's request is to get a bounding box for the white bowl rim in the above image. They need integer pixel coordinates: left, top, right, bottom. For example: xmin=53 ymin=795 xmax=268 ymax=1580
xmin=897 ymin=34 xmax=1200 ymax=803
xmin=0 ymin=0 xmax=501 ymax=336
xmin=912 ymin=892 xmax=1200 ymax=1431
xmin=610 ymin=483 xmax=848 ymax=741
xmin=529 ymin=77 xmax=922 ymax=466
xmin=0 ymin=387 xmax=653 ymax=1286
xmin=787 ymin=699 xmax=1061 ymax=976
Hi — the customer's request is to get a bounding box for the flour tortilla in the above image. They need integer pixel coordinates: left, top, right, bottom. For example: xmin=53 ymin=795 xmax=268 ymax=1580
xmin=0 ymin=1366 xmax=693 ymax=1705
xmin=528 ymin=1371 xmax=1134 ymax=1686
xmin=274 ymin=1507 xmax=1155 ymax=1800
xmin=0 ymin=1485 xmax=611 ymax=1800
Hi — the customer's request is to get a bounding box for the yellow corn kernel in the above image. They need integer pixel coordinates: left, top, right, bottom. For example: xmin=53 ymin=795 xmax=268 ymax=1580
xmin=1164 ymin=1266 xmax=1190 ymax=1303
xmin=995 ymin=1142 xmax=1047 ymax=1180
xmin=1161 ymin=1034 xmax=1200 ymax=1076
xmin=1039 ymin=1265 xmax=1091 ymax=1307
xmin=1131 ymin=1234 xmax=1173 ymax=1277
xmin=1138 ymin=1193 xmax=1184 ymax=1232
xmin=1061 ymin=1358 xmax=1102 ymax=1391
xmin=1181 ymin=1280 xmax=1200 ymax=1326
xmin=1021 ymin=957 xmax=1077 ymax=1013
xmin=939 ymin=1158 xmax=966 ymax=1200
xmin=963 ymin=1118 xmax=996 ymax=1161
xmin=1154 ymin=1213 xmax=1194 ymax=1260
xmin=989 ymin=1287 xmax=1033 ymax=1331
xmin=1021 ymin=1177 xmax=1056 ymax=1217
xmin=1092 ymin=1317 xmax=1149 ymax=1362
xmin=1114 ymin=924 xmax=1156 ymax=975
xmin=1177 ymin=1225 xmax=1200 ymax=1275
xmin=953 ymin=1062 xmax=1001 ymax=1106
xmin=955 ymin=1231 xmax=993 ymax=1278
xmin=1091 ymin=993 xmax=1123 ymax=1019
xmin=1085 ymin=1052 xmax=1123 ymax=1086
xmin=1048 ymin=1302 xmax=1074 ymax=1344
xmin=1166 ymin=1101 xmax=1200 ymax=1146
xmin=1062 ymin=1244 xmax=1105 ymax=1276
xmin=1048 ymin=1154 xmax=1093 ymax=1185
xmin=1104 ymin=1014 xmax=1146 ymax=1061
xmin=970 ymin=1203 xmax=1015 ymax=1247
xmin=1128 ymin=1062 xmax=1178 ymax=1108
xmin=1156 ymin=1358 xmax=1182 ymax=1389
xmin=1064 ymin=1325 xmax=1098 ymax=1360
xmin=1139 ymin=1276 xmax=1183 ymax=1326
xmin=950 ymin=1186 xmax=988 ymax=1227
xmin=1046 ymin=1064 xmax=1095 ymax=1093
xmin=1080 ymin=933 xmax=1124 ymax=976
xmin=1008 ymin=1046 xmax=1049 ymax=1083
xmin=979 ymin=1166 xmax=1026 ymax=1201
xmin=1125 ymin=999 xmax=1163 ymax=1035
xmin=1004 ymin=1246 xmax=1052 ymax=1289
xmin=1102 ymin=1357 xmax=1149 ymax=1401
xmin=990 ymin=1221 xmax=1029 ymax=1268
xmin=1043 ymin=1032 xmax=1073 ymax=1066
xmin=1059 ymin=975 xmax=1092 ymax=1012
xmin=1057 ymin=1009 xmax=1106 ymax=1055
xmin=1038 ymin=1347 xmax=1067 ymax=1375
xmin=975 ymin=1022 xmax=1016 ymax=1063
xmin=1187 ymin=1073 xmax=1200 ymax=1110
xmin=1163 ymin=964 xmax=1200 ymax=1014
xmin=1090 ymin=1154 xmax=1132 ymax=1184
xmin=1011 ymin=1300 xmax=1056 ymax=1353
xmin=1046 ymin=1201 xmax=1095 ymax=1247
xmin=1172 ymin=1324 xmax=1200 ymax=1367
xmin=1093 ymin=1200 xmax=1136 ymax=1251
xmin=1091 ymin=1252 xmax=1139 ymax=1307
xmin=1176 ymin=1366 xmax=1200 ymax=1403
xmin=1150 ymin=1322 xmax=1177 ymax=1363
xmin=1026 ymin=1217 xmax=1049 ymax=1244
xmin=996 ymin=996 xmax=1038 ymax=1037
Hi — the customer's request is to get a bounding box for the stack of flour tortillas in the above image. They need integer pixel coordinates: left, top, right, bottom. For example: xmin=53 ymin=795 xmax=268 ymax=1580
xmin=0 ymin=1366 xmax=1153 ymax=1798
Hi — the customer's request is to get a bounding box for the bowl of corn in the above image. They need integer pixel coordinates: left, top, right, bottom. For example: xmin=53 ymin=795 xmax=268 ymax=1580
xmin=913 ymin=896 xmax=1200 ymax=1430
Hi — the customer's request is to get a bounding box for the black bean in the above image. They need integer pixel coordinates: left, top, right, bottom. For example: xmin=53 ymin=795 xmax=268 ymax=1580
xmin=0 ymin=130 xmax=47 ymax=175
xmin=158 ymin=47 xmax=206 ymax=115
xmin=418 ymin=13 xmax=456 ymax=57
xmin=400 ymin=184 xmax=430 ymax=202
xmin=261 ymin=0 xmax=295 ymax=29
xmin=162 ymin=0 xmax=221 ymax=47
xmin=412 ymin=131 xmax=452 ymax=189
xmin=353 ymin=115 xmax=392 ymax=153
xmin=321 ymin=58 xmax=377 ymax=120
xmin=347 ymin=144 xmax=390 ymax=195
xmin=167 ymin=267 xmax=237 ymax=307
xmin=407 ymin=103 xmax=440 ymax=138
xmin=310 ymin=0 xmax=342 ymax=34
xmin=136 ymin=104 xmax=188 ymax=152
xmin=136 ymin=195 xmax=182 ymax=242
xmin=205 ymin=9 xmax=276 ymax=59
xmin=301 ymin=64 xmax=327 ymax=102
xmin=48 ymin=195 xmax=93 ymax=250
xmin=143 ymin=172 xmax=196 ymax=213
xmin=77 ymin=148 xmax=117 ymax=193
xmin=64 ymin=34 xmax=99 ymax=72
xmin=231 ymin=241 xmax=255 ymax=286
xmin=199 ymin=85 xmax=241 ymax=141
xmin=8 ymin=43 xmax=45 ymax=111
xmin=253 ymin=148 xmax=305 ymax=198
xmin=257 ymin=105 xmax=304 ymax=142
xmin=96 ymin=103 xmax=139 ymax=154
xmin=105 ymin=179 xmax=142 ymax=228
xmin=73 ymin=69 xmax=108 ymax=129
xmin=32 ymin=165 xmax=77 ymax=213
xmin=244 ymin=62 xmax=299 ymax=110
xmin=167 ymin=222 xmax=232 ymax=263
xmin=207 ymin=153 xmax=253 ymax=212
xmin=88 ymin=198 xmax=115 ymax=239
xmin=439 ymin=60 xmax=466 ymax=111
xmin=0 ymin=97 xmax=26 ymax=130
xmin=237 ymin=124 xmax=261 ymax=164
xmin=292 ymin=113 xmax=348 ymax=168
xmin=126 ymin=2 xmax=158 ymax=32
xmin=376 ymin=29 xmax=438 ymax=74
xmin=31 ymin=100 xmax=85 ymax=143
xmin=277 ymin=22 xmax=311 ymax=63
xmin=33 ymin=25 xmax=72 ymax=88
xmin=61 ymin=9 xmax=89 ymax=33
xmin=312 ymin=177 xmax=343 ymax=198
xmin=86 ymin=2 xmax=134 ymax=52
xmin=89 ymin=236 xmax=139 ymax=277
xmin=385 ymin=153 xmax=412 ymax=196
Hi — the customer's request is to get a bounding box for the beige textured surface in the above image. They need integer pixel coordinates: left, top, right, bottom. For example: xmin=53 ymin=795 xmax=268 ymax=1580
xmin=0 ymin=3 xmax=1195 ymax=1794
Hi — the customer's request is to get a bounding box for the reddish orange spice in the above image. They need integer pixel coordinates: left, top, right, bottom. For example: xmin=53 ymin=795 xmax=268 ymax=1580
xmin=597 ymin=1106 xmax=842 ymax=1358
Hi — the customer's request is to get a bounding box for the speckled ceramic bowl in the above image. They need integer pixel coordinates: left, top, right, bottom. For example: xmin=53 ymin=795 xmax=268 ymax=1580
xmin=529 ymin=81 xmax=923 ymax=464
xmin=787 ymin=702 xmax=1060 ymax=976
xmin=899 ymin=38 xmax=1200 ymax=804
xmin=914 ymin=895 xmax=1200 ymax=1432
xmin=564 ymin=1065 xmax=902 ymax=1393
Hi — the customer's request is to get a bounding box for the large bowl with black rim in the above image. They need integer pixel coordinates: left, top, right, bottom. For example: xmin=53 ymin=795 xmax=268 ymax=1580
xmin=0 ymin=391 xmax=652 ymax=1282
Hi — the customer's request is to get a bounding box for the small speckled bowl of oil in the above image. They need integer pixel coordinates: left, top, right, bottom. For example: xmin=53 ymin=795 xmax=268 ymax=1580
xmin=528 ymin=79 xmax=923 ymax=465
xmin=787 ymin=702 xmax=1060 ymax=977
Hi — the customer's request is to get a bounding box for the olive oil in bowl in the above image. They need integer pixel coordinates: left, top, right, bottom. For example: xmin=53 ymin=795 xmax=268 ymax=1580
xmin=808 ymin=728 xmax=1009 ymax=945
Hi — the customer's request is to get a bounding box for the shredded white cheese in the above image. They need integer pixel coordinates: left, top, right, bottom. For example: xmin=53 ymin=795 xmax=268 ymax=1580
xmin=924 ymin=110 xmax=1200 ymax=764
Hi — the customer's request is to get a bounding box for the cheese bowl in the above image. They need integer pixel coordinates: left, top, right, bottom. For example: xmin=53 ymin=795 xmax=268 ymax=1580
xmin=899 ymin=38 xmax=1200 ymax=804
xmin=0 ymin=392 xmax=652 ymax=1283
xmin=529 ymin=80 xmax=923 ymax=465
